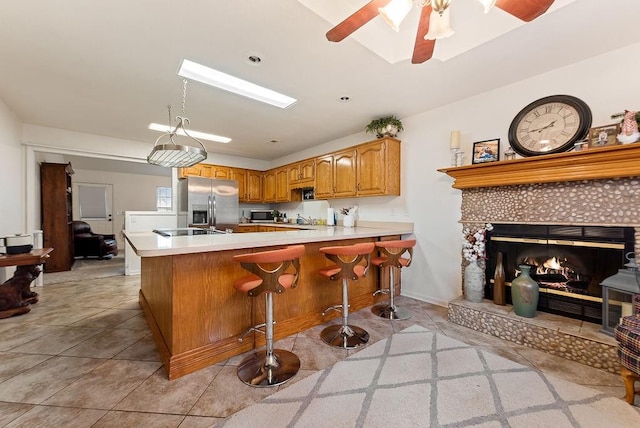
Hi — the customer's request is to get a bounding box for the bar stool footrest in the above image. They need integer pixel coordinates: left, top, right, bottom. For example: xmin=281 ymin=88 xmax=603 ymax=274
xmin=322 ymin=305 xmax=344 ymax=317
xmin=372 ymin=304 xmax=412 ymax=320
xmin=237 ymin=349 xmax=300 ymax=387
xmin=320 ymin=324 xmax=369 ymax=349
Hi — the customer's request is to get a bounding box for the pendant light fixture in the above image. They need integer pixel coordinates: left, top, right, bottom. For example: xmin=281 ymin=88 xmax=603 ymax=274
xmin=147 ymin=79 xmax=208 ymax=168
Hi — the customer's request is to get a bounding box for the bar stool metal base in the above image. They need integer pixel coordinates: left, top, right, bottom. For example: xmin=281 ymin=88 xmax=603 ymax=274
xmin=237 ymin=349 xmax=300 ymax=387
xmin=372 ymin=304 xmax=412 ymax=320
xmin=320 ymin=324 xmax=369 ymax=349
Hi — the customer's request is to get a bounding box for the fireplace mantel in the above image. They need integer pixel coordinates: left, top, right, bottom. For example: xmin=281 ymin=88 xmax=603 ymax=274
xmin=438 ymin=143 xmax=640 ymax=189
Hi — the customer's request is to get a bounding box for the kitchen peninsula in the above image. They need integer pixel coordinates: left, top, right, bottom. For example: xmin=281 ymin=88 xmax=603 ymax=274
xmin=124 ymin=223 xmax=413 ymax=379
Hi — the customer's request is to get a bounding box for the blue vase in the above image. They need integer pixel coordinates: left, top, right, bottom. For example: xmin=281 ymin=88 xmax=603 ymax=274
xmin=511 ymin=265 xmax=539 ymax=318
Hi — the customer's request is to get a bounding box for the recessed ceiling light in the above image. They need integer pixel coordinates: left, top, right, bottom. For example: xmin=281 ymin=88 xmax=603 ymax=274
xmin=178 ymin=59 xmax=297 ymax=109
xmin=148 ymin=123 xmax=231 ymax=144
xmin=248 ymin=55 xmax=262 ymax=64
xmin=338 ymin=96 xmax=351 ymax=102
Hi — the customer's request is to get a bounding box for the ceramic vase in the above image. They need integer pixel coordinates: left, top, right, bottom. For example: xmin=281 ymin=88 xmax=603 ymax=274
xmin=343 ymin=214 xmax=355 ymax=228
xmin=464 ymin=261 xmax=484 ymax=303
xmin=493 ymin=252 xmax=506 ymax=306
xmin=511 ymin=265 xmax=539 ymax=318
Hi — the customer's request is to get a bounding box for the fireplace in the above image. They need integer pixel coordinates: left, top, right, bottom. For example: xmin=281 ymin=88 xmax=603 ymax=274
xmin=485 ymin=224 xmax=634 ymax=323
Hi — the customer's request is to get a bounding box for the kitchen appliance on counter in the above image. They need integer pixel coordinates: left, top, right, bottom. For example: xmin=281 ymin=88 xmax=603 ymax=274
xmin=153 ymin=228 xmax=230 ymax=237
xmin=250 ymin=210 xmax=274 ymax=223
xmin=179 ymin=177 xmax=239 ymax=230
xmin=2 ymin=234 xmax=33 ymax=254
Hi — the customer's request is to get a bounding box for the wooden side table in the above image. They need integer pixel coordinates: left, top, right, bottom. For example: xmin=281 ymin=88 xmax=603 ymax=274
xmin=0 ymin=248 xmax=53 ymax=319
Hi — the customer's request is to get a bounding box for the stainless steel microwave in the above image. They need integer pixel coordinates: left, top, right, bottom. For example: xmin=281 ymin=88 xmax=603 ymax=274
xmin=250 ymin=210 xmax=274 ymax=223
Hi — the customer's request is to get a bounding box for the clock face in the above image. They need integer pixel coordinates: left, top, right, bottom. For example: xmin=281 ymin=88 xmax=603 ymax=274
xmin=508 ymin=95 xmax=592 ymax=157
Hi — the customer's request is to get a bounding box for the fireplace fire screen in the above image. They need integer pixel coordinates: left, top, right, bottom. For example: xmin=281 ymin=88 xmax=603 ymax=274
xmin=485 ymin=224 xmax=634 ymax=323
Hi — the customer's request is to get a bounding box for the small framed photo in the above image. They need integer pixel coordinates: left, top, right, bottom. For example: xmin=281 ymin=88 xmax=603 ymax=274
xmin=472 ymin=139 xmax=500 ymax=164
xmin=588 ymin=123 xmax=620 ymax=148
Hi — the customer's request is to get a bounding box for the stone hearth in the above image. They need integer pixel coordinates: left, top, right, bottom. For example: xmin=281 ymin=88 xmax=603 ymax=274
xmin=448 ymin=298 xmax=618 ymax=374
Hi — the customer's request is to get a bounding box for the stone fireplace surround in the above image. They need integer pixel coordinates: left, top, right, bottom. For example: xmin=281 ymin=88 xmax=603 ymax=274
xmin=440 ymin=144 xmax=640 ymax=374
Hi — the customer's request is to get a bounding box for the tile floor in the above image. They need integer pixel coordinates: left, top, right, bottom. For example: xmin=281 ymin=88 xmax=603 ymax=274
xmin=0 ymin=271 xmax=636 ymax=427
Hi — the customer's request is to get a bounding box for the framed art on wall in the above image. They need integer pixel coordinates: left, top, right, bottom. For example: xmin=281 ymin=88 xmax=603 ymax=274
xmin=588 ymin=123 xmax=621 ymax=148
xmin=472 ymin=139 xmax=500 ymax=164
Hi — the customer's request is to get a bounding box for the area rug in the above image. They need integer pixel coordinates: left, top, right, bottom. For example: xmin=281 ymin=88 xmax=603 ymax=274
xmin=219 ymin=325 xmax=640 ymax=427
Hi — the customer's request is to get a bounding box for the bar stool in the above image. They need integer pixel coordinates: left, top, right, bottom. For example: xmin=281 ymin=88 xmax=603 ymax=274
xmin=233 ymin=245 xmax=305 ymax=387
xmin=318 ymin=242 xmax=374 ymax=349
xmin=371 ymin=239 xmax=416 ymax=320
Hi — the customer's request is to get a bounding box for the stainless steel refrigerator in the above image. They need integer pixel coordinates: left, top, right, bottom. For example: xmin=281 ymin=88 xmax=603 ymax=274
xmin=178 ymin=177 xmax=239 ymax=230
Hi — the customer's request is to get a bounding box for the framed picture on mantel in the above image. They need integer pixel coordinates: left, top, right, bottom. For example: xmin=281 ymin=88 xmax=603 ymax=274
xmin=588 ymin=123 xmax=621 ymax=148
xmin=472 ymin=139 xmax=500 ymax=164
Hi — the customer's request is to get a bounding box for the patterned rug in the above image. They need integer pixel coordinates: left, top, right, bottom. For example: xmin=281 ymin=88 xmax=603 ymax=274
xmin=219 ymin=325 xmax=640 ymax=427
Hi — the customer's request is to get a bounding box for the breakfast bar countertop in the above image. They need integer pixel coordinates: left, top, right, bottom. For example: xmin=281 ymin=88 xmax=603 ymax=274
xmin=124 ymin=222 xmax=414 ymax=258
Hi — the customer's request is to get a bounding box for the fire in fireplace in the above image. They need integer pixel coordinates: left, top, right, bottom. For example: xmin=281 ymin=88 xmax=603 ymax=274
xmin=486 ymin=224 xmax=634 ymax=323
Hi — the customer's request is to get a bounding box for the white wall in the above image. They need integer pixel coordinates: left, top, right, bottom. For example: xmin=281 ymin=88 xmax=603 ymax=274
xmin=0 ymin=99 xmax=24 ymax=236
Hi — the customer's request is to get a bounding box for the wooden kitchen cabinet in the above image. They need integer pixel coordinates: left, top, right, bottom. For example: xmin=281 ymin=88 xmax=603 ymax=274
xmin=40 ymin=162 xmax=75 ymax=272
xmin=263 ymin=169 xmax=277 ymax=202
xmin=275 ymin=167 xmax=290 ymax=202
xmin=288 ymin=159 xmax=315 ymax=188
xmin=314 ymin=149 xmax=357 ymax=199
xmin=356 ymin=138 xmax=400 ymax=196
xmin=229 ymin=167 xmax=248 ymax=201
xmin=246 ymin=169 xmax=263 ymax=203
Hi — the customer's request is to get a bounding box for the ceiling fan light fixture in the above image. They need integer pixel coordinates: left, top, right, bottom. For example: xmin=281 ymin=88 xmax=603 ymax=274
xmin=477 ymin=0 xmax=497 ymax=14
xmin=379 ymin=0 xmax=414 ymax=32
xmin=424 ymin=7 xmax=454 ymax=40
xmin=430 ymin=0 xmax=451 ymax=14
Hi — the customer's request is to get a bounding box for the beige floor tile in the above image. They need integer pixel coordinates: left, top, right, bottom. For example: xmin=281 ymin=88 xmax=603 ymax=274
xmin=113 ymin=334 xmax=162 ymax=361
xmin=69 ymin=308 xmax=140 ymax=329
xmin=0 ymin=323 xmax=66 ymax=351
xmin=0 ymin=356 xmax=106 ymax=404
xmin=0 ymin=402 xmax=34 ymax=426
xmin=43 ymin=359 xmax=162 ymax=409
xmin=115 ymin=364 xmax=222 ymax=414
xmin=0 ymin=352 xmax=52 ymax=382
xmin=178 ymin=415 xmax=223 ymax=428
xmin=4 ymin=405 xmax=107 ymax=428
xmin=92 ymin=410 xmax=184 ymax=427
xmin=60 ymin=328 xmax=148 ymax=358
xmin=10 ymin=325 xmax=103 ymax=355
xmin=189 ymin=365 xmax=274 ymax=418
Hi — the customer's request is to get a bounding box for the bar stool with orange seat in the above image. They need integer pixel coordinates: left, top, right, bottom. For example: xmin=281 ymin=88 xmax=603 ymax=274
xmin=371 ymin=239 xmax=416 ymax=320
xmin=233 ymin=244 xmax=305 ymax=387
xmin=318 ymin=242 xmax=375 ymax=349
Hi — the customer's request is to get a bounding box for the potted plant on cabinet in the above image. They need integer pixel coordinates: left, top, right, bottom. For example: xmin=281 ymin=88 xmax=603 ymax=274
xmin=365 ymin=115 xmax=404 ymax=138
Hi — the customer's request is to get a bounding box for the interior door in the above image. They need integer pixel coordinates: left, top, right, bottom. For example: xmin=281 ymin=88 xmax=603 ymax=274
xmin=73 ymin=183 xmax=114 ymax=234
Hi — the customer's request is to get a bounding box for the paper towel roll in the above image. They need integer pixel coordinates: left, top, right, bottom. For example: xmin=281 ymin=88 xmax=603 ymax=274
xmin=33 ymin=230 xmax=43 ymax=250
xmin=327 ymin=208 xmax=335 ymax=226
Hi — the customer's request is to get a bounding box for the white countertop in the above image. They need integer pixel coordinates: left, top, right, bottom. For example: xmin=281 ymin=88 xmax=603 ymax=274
xmin=124 ymin=223 xmax=414 ymax=257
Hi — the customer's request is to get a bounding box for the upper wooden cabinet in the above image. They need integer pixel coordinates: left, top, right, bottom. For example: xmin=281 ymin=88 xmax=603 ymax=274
xmin=229 ymin=167 xmax=247 ymax=201
xmin=275 ymin=167 xmax=290 ymax=202
xmin=313 ymin=138 xmax=399 ymax=199
xmin=356 ymin=138 xmax=400 ymax=196
xmin=246 ymin=169 xmax=263 ymax=203
xmin=178 ymin=137 xmax=400 ymax=202
xmin=263 ymin=169 xmax=277 ymax=203
xmin=288 ymin=159 xmax=315 ymax=188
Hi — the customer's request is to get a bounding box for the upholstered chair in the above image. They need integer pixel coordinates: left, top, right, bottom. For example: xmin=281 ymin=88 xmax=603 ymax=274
xmin=72 ymin=221 xmax=118 ymax=259
xmin=615 ymin=295 xmax=640 ymax=405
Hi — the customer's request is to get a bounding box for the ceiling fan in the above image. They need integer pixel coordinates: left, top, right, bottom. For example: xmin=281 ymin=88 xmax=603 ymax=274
xmin=326 ymin=0 xmax=555 ymax=64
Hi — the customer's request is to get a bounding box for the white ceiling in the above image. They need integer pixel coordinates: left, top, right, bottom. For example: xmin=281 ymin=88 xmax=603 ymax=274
xmin=2 ymin=0 xmax=640 ymax=163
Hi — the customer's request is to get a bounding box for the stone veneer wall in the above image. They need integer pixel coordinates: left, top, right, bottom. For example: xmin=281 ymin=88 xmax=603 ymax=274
xmin=460 ymin=176 xmax=640 ymax=250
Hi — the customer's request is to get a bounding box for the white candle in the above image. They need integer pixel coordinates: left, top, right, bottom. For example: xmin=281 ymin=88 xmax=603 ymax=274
xmin=450 ymin=131 xmax=460 ymax=149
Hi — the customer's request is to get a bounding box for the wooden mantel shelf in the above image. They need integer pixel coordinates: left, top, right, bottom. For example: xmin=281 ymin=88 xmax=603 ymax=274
xmin=438 ymin=143 xmax=640 ymax=189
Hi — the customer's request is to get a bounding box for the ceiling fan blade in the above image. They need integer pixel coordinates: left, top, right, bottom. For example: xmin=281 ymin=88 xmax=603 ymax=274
xmin=412 ymin=5 xmax=435 ymax=64
xmin=495 ymin=0 xmax=555 ymax=22
xmin=326 ymin=0 xmax=392 ymax=42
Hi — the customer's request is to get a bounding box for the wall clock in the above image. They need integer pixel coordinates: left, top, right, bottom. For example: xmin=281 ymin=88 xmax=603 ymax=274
xmin=507 ymin=95 xmax=592 ymax=157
